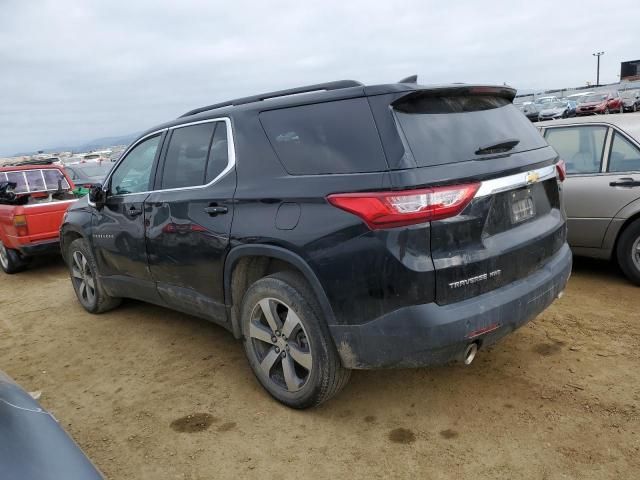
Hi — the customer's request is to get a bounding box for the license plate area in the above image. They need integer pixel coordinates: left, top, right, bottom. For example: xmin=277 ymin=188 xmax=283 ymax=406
xmin=510 ymin=188 xmax=535 ymax=224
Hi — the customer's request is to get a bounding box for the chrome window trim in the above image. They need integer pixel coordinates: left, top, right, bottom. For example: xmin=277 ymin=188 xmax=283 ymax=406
xmin=601 ymin=127 xmax=614 ymax=172
xmin=475 ymin=165 xmax=557 ymax=198
xmin=102 ymin=117 xmax=235 ymax=200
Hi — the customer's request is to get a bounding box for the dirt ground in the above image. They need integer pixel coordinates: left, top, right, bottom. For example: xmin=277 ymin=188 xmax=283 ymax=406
xmin=1 ymin=256 xmax=638 ymax=479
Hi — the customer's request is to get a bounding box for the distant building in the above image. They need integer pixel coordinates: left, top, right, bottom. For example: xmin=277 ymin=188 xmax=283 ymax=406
xmin=621 ymin=60 xmax=640 ymax=81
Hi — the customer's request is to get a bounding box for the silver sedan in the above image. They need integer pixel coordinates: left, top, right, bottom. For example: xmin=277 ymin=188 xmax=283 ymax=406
xmin=539 ymin=113 xmax=640 ymax=285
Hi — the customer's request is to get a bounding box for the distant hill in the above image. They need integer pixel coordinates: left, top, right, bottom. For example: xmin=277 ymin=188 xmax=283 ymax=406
xmin=13 ymin=132 xmax=140 ymax=156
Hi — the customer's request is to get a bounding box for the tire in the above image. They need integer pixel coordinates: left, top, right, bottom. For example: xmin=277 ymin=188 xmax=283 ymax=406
xmin=241 ymin=271 xmax=350 ymax=408
xmin=66 ymin=238 xmax=121 ymax=313
xmin=0 ymin=240 xmax=28 ymax=274
xmin=616 ymin=219 xmax=640 ymax=286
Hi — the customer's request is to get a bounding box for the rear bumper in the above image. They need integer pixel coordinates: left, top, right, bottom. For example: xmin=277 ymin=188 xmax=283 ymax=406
xmin=330 ymin=243 xmax=572 ymax=369
xmin=18 ymin=239 xmax=60 ymax=257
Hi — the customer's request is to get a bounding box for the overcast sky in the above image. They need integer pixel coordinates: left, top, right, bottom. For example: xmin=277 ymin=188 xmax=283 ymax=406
xmin=1 ymin=0 xmax=638 ymax=155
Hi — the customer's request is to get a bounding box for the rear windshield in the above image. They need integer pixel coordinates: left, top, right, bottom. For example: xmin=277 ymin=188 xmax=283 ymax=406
xmin=260 ymin=98 xmax=387 ymax=175
xmin=393 ymin=95 xmax=547 ymax=167
xmin=0 ymin=169 xmax=70 ymax=193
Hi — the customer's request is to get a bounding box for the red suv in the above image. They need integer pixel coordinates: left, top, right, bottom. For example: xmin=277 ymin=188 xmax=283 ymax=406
xmin=576 ymin=91 xmax=624 ymax=115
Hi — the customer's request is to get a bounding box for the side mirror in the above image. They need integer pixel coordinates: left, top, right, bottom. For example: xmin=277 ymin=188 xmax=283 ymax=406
xmin=88 ymin=184 xmax=106 ymax=208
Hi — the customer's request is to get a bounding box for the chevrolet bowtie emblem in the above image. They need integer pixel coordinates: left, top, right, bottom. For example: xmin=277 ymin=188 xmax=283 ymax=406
xmin=526 ymin=171 xmax=540 ymax=184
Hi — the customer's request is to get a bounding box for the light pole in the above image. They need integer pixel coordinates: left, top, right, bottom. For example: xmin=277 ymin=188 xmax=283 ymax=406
xmin=593 ymin=52 xmax=604 ymax=86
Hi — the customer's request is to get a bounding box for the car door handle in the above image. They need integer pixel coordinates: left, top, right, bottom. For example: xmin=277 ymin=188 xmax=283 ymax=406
xmin=128 ymin=206 xmax=143 ymax=217
xmin=203 ymin=205 xmax=228 ymax=216
xmin=609 ymin=178 xmax=640 ymax=187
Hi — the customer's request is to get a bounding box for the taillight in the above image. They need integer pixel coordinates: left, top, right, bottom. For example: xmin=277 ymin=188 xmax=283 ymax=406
xmin=555 ymin=160 xmax=566 ymax=182
xmin=327 ymin=183 xmax=480 ymax=230
xmin=13 ymin=214 xmax=28 ymax=237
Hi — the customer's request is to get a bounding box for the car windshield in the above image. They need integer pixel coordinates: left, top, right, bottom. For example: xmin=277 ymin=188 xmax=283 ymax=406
xmin=621 ymin=90 xmax=638 ymax=99
xmin=543 ymin=101 xmax=565 ymax=109
xmin=535 ymin=98 xmax=555 ymax=104
xmin=71 ymin=163 xmax=112 ymax=178
xmin=583 ymin=93 xmax=608 ymax=103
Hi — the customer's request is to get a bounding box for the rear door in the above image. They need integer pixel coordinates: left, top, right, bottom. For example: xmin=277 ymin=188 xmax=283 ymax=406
xmin=383 ymin=88 xmax=565 ymax=305
xmin=543 ymin=124 xmax=609 ymax=247
xmin=92 ymin=132 xmax=164 ymax=302
xmin=544 ymin=124 xmax=640 ymax=248
xmin=145 ymin=119 xmax=235 ymax=322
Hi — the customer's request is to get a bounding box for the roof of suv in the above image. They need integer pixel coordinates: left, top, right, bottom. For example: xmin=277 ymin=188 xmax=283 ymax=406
xmin=138 ymin=80 xmax=517 ymax=139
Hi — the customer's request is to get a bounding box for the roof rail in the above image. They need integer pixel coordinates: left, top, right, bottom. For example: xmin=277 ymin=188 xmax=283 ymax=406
xmin=179 ymin=79 xmax=364 ymax=118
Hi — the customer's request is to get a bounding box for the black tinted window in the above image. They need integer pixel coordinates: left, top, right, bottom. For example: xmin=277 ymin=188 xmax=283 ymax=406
xmin=205 ymin=122 xmax=229 ymax=182
xmin=162 ymin=123 xmax=216 ymax=189
xmin=393 ymin=95 xmax=547 ymax=167
xmin=260 ymin=98 xmax=387 ymax=175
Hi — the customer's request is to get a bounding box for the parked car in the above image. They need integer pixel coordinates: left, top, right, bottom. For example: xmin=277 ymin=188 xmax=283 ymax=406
xmin=621 ymin=90 xmax=640 ymax=112
xmin=534 ymin=95 xmax=560 ymax=107
xmin=0 ymin=164 xmax=77 ymax=273
xmin=538 ymin=100 xmax=574 ymax=121
xmin=515 ymin=102 xmax=540 ymax=122
xmin=65 ymin=162 xmax=113 ymax=196
xmin=566 ymin=92 xmax=594 ymax=105
xmin=539 ymin=115 xmax=640 ymax=284
xmin=0 ymin=370 xmax=102 ymax=480
xmin=61 ymin=79 xmax=571 ymax=408
xmin=575 ymin=92 xmax=624 ymax=115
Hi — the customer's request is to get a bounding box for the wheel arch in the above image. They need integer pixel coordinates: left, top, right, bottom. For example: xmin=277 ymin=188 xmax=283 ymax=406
xmin=612 ymin=210 xmax=640 ymax=261
xmin=59 ymin=225 xmax=87 ymax=261
xmin=224 ymin=245 xmax=336 ymax=339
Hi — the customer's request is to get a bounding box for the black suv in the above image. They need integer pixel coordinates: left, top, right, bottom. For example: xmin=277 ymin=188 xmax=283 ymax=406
xmin=61 ymin=79 xmax=572 ymax=408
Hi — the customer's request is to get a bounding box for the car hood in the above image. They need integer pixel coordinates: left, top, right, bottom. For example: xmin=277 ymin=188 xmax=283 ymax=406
xmin=539 ymin=107 xmax=564 ymax=115
xmin=578 ymin=101 xmax=604 ymax=108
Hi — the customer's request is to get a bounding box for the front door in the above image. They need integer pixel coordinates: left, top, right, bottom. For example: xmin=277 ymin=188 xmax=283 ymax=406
xmin=92 ymin=132 xmax=164 ymax=302
xmin=144 ymin=119 xmax=235 ymax=322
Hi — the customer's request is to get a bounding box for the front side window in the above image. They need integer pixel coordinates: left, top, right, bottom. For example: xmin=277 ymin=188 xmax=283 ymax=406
xmin=161 ymin=123 xmax=218 ymax=189
xmin=110 ymin=134 xmax=161 ymax=195
xmin=609 ymin=131 xmax=640 ymax=173
xmin=544 ymin=126 xmax=607 ymax=174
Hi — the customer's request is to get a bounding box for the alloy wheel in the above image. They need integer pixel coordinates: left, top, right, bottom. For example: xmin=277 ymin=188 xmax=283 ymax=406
xmin=248 ymin=297 xmax=313 ymax=392
xmin=71 ymin=251 xmax=96 ymax=305
xmin=0 ymin=242 xmax=8 ymax=270
xmin=633 ymin=236 xmax=640 ymax=272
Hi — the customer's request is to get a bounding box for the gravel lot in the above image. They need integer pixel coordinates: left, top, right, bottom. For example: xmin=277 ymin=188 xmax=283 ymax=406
xmin=1 ymin=256 xmax=639 ymax=479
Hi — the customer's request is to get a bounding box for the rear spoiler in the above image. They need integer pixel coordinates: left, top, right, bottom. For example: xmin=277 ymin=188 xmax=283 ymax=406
xmin=391 ymin=85 xmax=517 ymax=105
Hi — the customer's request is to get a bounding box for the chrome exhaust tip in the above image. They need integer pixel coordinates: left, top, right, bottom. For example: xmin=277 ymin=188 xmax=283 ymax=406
xmin=463 ymin=343 xmax=478 ymax=365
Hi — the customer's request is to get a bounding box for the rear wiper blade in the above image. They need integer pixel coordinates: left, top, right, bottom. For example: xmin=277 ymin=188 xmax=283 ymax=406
xmin=475 ymin=139 xmax=520 ymax=155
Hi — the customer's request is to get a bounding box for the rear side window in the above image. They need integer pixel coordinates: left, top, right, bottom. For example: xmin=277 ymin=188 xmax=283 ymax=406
xmin=0 ymin=169 xmax=69 ymax=193
xmin=162 ymin=123 xmax=216 ymax=189
xmin=260 ymin=98 xmax=387 ymax=175
xmin=609 ymin=131 xmax=640 ymax=172
xmin=544 ymin=126 xmax=606 ymax=174
xmin=393 ymin=94 xmax=547 ymax=167
xmin=205 ymin=122 xmax=229 ymax=183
